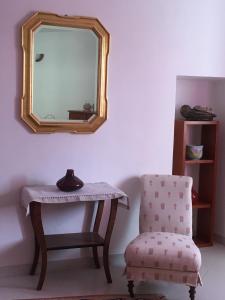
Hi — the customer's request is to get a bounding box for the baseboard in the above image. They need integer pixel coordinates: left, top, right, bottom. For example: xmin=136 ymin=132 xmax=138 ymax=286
xmin=214 ymin=233 xmax=225 ymax=245
xmin=0 ymin=254 xmax=123 ymax=278
xmin=0 ymin=263 xmax=30 ymax=278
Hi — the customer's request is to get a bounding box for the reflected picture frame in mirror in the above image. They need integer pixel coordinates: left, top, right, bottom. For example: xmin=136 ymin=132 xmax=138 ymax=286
xmin=21 ymin=12 xmax=109 ymax=133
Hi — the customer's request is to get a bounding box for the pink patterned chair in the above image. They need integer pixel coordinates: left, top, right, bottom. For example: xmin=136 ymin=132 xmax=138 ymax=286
xmin=124 ymin=175 xmax=202 ymax=300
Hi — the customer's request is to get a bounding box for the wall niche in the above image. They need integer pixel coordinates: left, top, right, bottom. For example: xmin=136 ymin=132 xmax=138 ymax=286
xmin=174 ymin=75 xmax=225 ymax=245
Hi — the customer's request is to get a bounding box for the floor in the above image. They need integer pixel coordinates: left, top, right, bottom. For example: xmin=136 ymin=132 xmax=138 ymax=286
xmin=1 ymin=244 xmax=225 ymax=300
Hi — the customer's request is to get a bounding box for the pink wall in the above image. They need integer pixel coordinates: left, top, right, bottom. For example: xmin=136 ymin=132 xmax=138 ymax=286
xmin=1 ymin=0 xmax=225 ymax=267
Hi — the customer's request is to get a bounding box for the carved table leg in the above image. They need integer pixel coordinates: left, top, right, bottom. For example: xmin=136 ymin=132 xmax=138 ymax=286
xmin=103 ymin=198 xmax=118 ymax=283
xmin=92 ymin=200 xmax=104 ymax=268
xmin=30 ymin=202 xmax=47 ymax=290
xmin=128 ymin=280 xmax=134 ymax=298
xmin=189 ymin=286 xmax=196 ymax=300
xmin=30 ymin=235 xmax=40 ymax=275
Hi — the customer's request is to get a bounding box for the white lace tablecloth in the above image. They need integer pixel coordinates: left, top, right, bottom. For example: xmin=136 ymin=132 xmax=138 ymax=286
xmin=21 ymin=182 xmax=129 ymax=215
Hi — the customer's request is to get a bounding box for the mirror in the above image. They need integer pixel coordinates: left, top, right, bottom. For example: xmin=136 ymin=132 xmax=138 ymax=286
xmin=21 ymin=12 xmax=109 ymax=133
xmin=33 ymin=25 xmax=98 ymax=122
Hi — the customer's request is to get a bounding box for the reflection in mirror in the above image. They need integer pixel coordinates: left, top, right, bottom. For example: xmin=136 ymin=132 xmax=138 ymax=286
xmin=33 ymin=25 xmax=98 ymax=122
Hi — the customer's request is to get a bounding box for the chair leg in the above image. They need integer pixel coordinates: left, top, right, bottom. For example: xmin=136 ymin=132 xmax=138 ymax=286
xmin=189 ymin=286 xmax=196 ymax=300
xmin=128 ymin=280 xmax=134 ymax=298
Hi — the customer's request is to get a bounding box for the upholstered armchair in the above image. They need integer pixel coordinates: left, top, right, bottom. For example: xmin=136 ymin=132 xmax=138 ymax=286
xmin=124 ymin=175 xmax=202 ymax=300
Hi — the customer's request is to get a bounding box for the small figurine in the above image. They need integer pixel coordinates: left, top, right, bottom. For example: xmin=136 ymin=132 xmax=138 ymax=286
xmin=83 ymin=102 xmax=94 ymax=112
xmin=192 ymin=188 xmax=199 ymax=204
xmin=180 ymin=105 xmax=216 ymax=121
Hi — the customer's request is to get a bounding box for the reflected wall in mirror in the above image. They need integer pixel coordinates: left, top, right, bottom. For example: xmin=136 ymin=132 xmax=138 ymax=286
xmin=21 ymin=12 xmax=109 ymax=133
xmin=33 ymin=26 xmax=98 ymax=122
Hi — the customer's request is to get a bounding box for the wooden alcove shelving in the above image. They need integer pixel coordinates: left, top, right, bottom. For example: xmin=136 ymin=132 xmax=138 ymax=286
xmin=173 ymin=120 xmax=219 ymax=247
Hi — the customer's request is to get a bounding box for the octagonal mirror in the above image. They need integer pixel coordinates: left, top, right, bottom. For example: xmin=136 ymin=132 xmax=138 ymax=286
xmin=21 ymin=12 xmax=109 ymax=133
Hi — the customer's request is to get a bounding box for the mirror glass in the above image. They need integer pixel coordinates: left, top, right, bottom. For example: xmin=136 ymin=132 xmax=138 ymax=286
xmin=33 ymin=25 xmax=98 ymax=122
xmin=21 ymin=12 xmax=109 ymax=133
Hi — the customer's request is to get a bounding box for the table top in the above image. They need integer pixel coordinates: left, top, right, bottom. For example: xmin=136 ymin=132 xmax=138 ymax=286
xmin=21 ymin=182 xmax=129 ymax=214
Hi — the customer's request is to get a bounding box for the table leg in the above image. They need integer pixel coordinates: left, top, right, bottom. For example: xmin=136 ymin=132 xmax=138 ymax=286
xmin=30 ymin=202 xmax=47 ymax=290
xmin=103 ymin=198 xmax=118 ymax=283
xmin=30 ymin=236 xmax=39 ymax=275
xmin=92 ymin=200 xmax=104 ymax=268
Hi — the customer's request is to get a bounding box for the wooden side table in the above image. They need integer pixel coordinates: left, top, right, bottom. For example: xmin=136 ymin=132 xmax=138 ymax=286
xmin=21 ymin=183 xmax=128 ymax=290
xmin=68 ymin=110 xmax=95 ymax=120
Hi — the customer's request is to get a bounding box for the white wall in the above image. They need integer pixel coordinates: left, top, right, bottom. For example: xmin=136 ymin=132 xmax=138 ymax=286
xmin=1 ymin=0 xmax=225 ymax=268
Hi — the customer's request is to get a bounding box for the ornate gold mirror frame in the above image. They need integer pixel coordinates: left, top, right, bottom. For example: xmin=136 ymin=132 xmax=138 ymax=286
xmin=21 ymin=12 xmax=109 ymax=133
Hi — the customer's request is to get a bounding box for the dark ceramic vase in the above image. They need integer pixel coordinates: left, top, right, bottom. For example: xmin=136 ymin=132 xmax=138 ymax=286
xmin=56 ymin=169 xmax=84 ymax=192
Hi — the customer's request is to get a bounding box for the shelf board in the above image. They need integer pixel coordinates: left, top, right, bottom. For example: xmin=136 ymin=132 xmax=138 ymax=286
xmin=45 ymin=232 xmax=105 ymax=251
xmin=176 ymin=120 xmax=219 ymax=126
xmin=193 ymin=237 xmax=213 ymax=247
xmin=185 ymin=159 xmax=214 ymax=164
xmin=192 ymin=201 xmax=211 ymax=209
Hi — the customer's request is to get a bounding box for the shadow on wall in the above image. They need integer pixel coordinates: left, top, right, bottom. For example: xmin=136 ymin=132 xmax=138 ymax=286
xmin=118 ymin=176 xmax=142 ymax=211
xmin=0 ymin=175 xmax=47 ymax=266
xmin=80 ymin=176 xmax=142 ymax=258
xmin=15 ymin=12 xmax=36 ymax=131
xmin=110 ymin=176 xmax=142 ymax=253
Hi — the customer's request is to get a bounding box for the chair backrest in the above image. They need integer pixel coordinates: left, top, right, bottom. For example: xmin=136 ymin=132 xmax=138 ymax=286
xmin=140 ymin=174 xmax=193 ymax=237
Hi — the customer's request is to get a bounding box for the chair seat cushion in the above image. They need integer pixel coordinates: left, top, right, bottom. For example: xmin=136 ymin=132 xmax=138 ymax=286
xmin=125 ymin=232 xmax=201 ymax=272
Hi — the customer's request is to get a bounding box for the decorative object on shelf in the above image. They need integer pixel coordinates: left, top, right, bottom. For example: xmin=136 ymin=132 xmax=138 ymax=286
xmin=186 ymin=145 xmax=203 ymax=160
xmin=35 ymin=53 xmax=44 ymax=62
xmin=83 ymin=102 xmax=94 ymax=112
xmin=180 ymin=105 xmax=216 ymax=121
xmin=43 ymin=113 xmax=55 ymax=119
xmin=56 ymin=169 xmax=84 ymax=192
xmin=192 ymin=188 xmax=199 ymax=204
